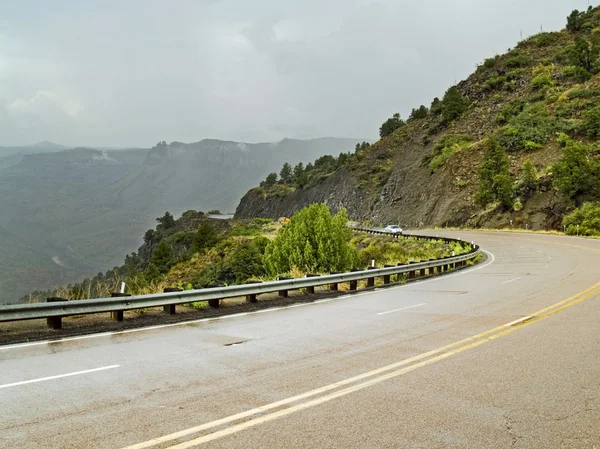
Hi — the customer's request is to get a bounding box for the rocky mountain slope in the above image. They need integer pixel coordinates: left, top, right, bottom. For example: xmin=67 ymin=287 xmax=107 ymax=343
xmin=236 ymin=7 xmax=600 ymax=231
xmin=0 ymin=137 xmax=361 ymax=304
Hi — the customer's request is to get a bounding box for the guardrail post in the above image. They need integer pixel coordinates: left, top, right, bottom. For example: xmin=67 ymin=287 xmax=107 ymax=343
xmin=208 ymin=298 xmax=220 ymax=308
xmin=163 ymin=288 xmax=182 ymax=314
xmin=366 ymin=267 xmax=376 ymax=287
xmin=305 ymin=274 xmax=319 ymax=294
xmin=349 ymin=269 xmax=359 ymax=291
xmin=408 ymin=262 xmax=417 ymax=279
xmin=46 ymin=297 xmax=67 ymax=329
xmin=244 ymin=281 xmax=262 ymax=303
xmin=110 ymin=293 xmax=130 ymax=321
xmin=383 ymin=265 xmax=393 ymax=284
xmin=330 ymin=272 xmax=342 ymax=290
xmin=278 ymin=276 xmax=291 ymax=297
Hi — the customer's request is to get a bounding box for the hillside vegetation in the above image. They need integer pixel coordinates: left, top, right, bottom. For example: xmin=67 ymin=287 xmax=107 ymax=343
xmin=23 ymin=206 xmax=470 ymax=303
xmin=236 ymin=6 xmax=600 ymax=235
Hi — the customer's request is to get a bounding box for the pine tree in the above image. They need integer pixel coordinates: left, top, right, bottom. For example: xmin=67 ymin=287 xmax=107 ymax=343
xmin=279 ymin=163 xmax=293 ymax=183
xmin=476 ymin=137 xmax=514 ymax=208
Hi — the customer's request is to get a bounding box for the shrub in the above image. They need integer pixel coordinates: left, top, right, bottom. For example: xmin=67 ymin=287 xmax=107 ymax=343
xmin=583 ymin=105 xmax=600 ymax=139
xmin=535 ymin=32 xmax=558 ymax=47
xmin=379 ymin=113 xmax=405 ymax=138
xmin=531 ymin=74 xmax=553 ymax=89
xmin=429 ymin=134 xmax=473 ymax=172
xmin=563 ymin=202 xmax=600 ymax=235
xmin=505 ymin=54 xmax=531 ymax=68
xmin=567 ymin=36 xmax=600 ymax=72
xmin=261 ymin=173 xmax=278 ymax=187
xmin=150 ymin=241 xmax=174 ymax=274
xmin=552 ymin=135 xmax=600 ymax=198
xmin=496 ymin=103 xmax=556 ymax=152
xmin=441 ymin=87 xmax=470 ymax=124
xmin=408 ymin=105 xmax=429 ymax=121
xmin=207 ymin=209 xmax=221 ymax=215
xmin=476 ymin=137 xmax=514 ymax=208
xmin=513 ymin=199 xmax=523 ymax=212
xmin=263 ymin=204 xmax=358 ymax=275
xmin=430 ymin=97 xmax=442 ymax=116
xmin=567 ymin=9 xmax=585 ymax=32
xmin=562 ymin=65 xmax=593 ymax=82
xmin=495 ymin=100 xmax=526 ymax=124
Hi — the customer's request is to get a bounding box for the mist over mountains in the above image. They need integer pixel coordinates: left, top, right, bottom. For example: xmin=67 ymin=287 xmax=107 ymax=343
xmin=0 ymin=137 xmax=361 ymax=304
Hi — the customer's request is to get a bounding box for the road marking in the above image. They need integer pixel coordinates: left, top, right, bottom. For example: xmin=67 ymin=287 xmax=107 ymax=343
xmin=122 ymin=279 xmax=600 ymax=449
xmin=0 ymin=364 xmax=120 ymax=389
xmin=502 ymin=277 xmax=521 ymax=284
xmin=0 ymin=250 xmax=496 ymax=352
xmin=377 ymin=303 xmax=426 ymax=315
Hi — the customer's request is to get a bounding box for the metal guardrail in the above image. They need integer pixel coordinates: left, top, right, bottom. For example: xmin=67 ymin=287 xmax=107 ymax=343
xmin=0 ymin=229 xmax=481 ymax=328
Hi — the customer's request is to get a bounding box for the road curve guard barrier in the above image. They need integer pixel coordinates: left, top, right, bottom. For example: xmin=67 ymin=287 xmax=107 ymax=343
xmin=0 ymin=229 xmax=481 ymax=329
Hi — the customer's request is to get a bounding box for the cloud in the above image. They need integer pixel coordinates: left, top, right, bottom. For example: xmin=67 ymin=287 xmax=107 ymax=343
xmin=7 ymin=90 xmax=81 ymax=119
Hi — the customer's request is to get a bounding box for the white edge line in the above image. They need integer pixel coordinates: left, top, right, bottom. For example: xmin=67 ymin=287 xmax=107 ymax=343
xmin=377 ymin=303 xmax=426 ymax=316
xmin=0 ymin=250 xmax=495 ymax=352
xmin=0 ymin=364 xmax=120 ymax=389
xmin=502 ymin=277 xmax=521 ymax=284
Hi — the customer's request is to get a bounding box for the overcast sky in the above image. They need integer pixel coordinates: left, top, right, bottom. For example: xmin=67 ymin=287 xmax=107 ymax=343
xmin=0 ymin=0 xmax=590 ymax=147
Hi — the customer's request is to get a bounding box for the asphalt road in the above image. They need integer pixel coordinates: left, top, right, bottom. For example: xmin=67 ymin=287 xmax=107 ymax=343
xmin=1 ymin=231 xmax=599 ymax=448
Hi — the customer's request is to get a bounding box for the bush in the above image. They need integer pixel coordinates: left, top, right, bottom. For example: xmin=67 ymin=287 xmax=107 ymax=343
xmin=263 ymin=204 xmax=358 ymax=275
xmin=535 ymin=32 xmax=558 ymax=47
xmin=496 ymin=103 xmax=556 ymax=152
xmin=562 ymin=65 xmax=593 ymax=82
xmin=441 ymin=87 xmax=470 ymax=124
xmin=567 ymin=10 xmax=585 ymax=32
xmin=261 ymin=173 xmax=278 ymax=187
xmin=505 ymin=54 xmax=531 ymax=68
xmin=379 ymin=113 xmax=405 ymax=138
xmin=408 ymin=105 xmax=429 ymax=121
xmin=150 ymin=241 xmax=174 ymax=274
xmin=553 ymin=135 xmax=600 ymax=198
xmin=513 ymin=199 xmax=523 ymax=212
xmin=476 ymin=137 xmax=514 ymax=208
xmin=429 ymin=135 xmax=473 ymax=172
xmin=583 ymin=105 xmax=600 ymax=139
xmin=567 ymin=36 xmax=600 ymax=72
xmin=531 ymin=74 xmax=553 ymax=89
xmin=563 ymin=202 xmax=600 ymax=236
xmin=207 ymin=209 xmax=221 ymax=215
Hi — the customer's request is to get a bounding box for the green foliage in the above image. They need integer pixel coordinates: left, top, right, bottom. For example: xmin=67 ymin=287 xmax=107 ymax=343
xmin=379 ymin=113 xmax=406 ymax=138
xmin=535 ymin=32 xmax=558 ymax=47
xmin=263 ymin=204 xmax=358 ymax=275
xmin=150 ymin=241 xmax=174 ymax=274
xmin=496 ymin=103 xmax=556 ymax=152
xmin=207 ymin=209 xmax=221 ymax=215
xmin=495 ymin=100 xmax=526 ymax=125
xmin=583 ymin=105 xmax=600 ymax=139
xmin=505 ymin=54 xmax=531 ymax=68
xmin=279 ymin=162 xmax=293 ymax=183
xmin=567 ymin=9 xmax=585 ymax=32
xmin=531 ymin=74 xmax=553 ymax=89
xmin=553 ymin=135 xmax=600 ymax=198
xmin=567 ymin=36 xmax=600 ymax=72
xmin=261 ymin=172 xmax=278 ymax=187
xmin=441 ymin=86 xmax=470 ymax=124
xmin=476 ymin=138 xmax=514 ymax=208
xmin=408 ymin=105 xmax=429 ymax=121
xmin=520 ymin=159 xmax=538 ymax=194
xmin=192 ymin=221 xmax=219 ymax=253
xmin=513 ymin=198 xmax=523 ymax=212
xmin=156 ymin=211 xmax=175 ymax=230
xmin=429 ymin=134 xmax=473 ymax=172
xmin=563 ymin=202 xmax=600 ymax=235
xmin=430 ymin=97 xmax=442 ymax=115
xmin=561 ymin=65 xmax=593 ymax=81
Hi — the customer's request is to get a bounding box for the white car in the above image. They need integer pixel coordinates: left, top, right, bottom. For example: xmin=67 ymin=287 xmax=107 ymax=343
xmin=384 ymin=225 xmax=403 ymax=234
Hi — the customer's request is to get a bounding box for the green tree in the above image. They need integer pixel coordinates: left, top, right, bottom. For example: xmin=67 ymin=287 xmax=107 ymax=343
xmin=476 ymin=137 xmax=514 ymax=208
xmin=567 ymin=36 xmax=600 ymax=72
xmin=261 ymin=172 xmax=278 ymax=187
xmin=279 ymin=162 xmax=293 ymax=184
xmin=521 ymin=159 xmax=538 ymax=192
xmin=430 ymin=97 xmax=442 ymax=115
xmin=441 ymin=87 xmax=470 ymax=124
xmin=263 ymin=204 xmax=358 ymax=275
xmin=584 ymin=105 xmax=600 ymax=139
xmin=553 ymin=136 xmax=599 ymax=198
xmin=192 ymin=221 xmax=219 ymax=253
xmin=566 ymin=9 xmax=584 ymax=32
xmin=150 ymin=240 xmax=174 ymax=274
xmin=379 ymin=113 xmax=405 ymax=138
xmin=156 ymin=211 xmax=176 ymax=230
xmin=293 ymin=162 xmax=307 ymax=187
xmin=408 ymin=105 xmax=429 ymax=121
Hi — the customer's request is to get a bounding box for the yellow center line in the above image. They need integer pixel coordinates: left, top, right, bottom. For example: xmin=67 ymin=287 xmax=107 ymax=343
xmin=122 ymin=279 xmax=600 ymax=449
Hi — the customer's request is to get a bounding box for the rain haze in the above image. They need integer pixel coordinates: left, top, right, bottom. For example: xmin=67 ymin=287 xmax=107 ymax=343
xmin=0 ymin=0 xmax=589 ymax=147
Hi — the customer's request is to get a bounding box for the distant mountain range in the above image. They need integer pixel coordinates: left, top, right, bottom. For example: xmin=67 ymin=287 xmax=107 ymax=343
xmin=0 ymin=137 xmax=364 ymax=304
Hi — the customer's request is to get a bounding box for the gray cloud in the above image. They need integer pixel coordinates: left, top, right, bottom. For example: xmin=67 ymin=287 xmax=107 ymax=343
xmin=0 ymin=0 xmax=588 ymax=147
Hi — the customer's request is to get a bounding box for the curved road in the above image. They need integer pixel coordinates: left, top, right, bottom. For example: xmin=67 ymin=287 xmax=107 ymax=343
xmin=1 ymin=231 xmax=599 ymax=448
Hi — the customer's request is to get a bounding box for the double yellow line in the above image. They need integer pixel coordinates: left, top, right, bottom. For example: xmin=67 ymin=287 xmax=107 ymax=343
xmin=123 ymin=280 xmax=600 ymax=449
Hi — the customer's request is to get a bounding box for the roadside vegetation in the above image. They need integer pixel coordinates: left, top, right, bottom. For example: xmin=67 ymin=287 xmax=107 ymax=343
xmin=24 ymin=205 xmax=470 ymax=303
